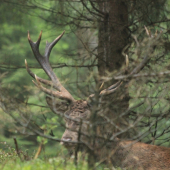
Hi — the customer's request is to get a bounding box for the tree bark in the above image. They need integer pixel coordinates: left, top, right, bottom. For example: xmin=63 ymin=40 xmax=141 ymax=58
xmin=97 ymin=0 xmax=131 ymax=138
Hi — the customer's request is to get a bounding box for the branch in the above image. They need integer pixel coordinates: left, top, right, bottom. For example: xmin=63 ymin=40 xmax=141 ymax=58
xmin=114 ymin=70 xmax=170 ymax=80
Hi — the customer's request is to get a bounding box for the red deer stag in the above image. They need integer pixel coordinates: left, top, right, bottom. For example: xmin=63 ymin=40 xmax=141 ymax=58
xmin=25 ymin=31 xmax=170 ymax=170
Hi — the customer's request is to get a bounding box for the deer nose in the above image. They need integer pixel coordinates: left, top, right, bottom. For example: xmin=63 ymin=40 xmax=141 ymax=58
xmin=60 ymin=137 xmax=72 ymax=145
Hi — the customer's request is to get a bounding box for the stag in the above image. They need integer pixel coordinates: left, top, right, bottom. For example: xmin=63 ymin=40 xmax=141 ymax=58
xmin=25 ymin=31 xmax=170 ymax=169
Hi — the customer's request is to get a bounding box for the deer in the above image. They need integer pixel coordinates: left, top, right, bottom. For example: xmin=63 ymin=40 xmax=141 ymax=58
xmin=25 ymin=30 xmax=170 ymax=170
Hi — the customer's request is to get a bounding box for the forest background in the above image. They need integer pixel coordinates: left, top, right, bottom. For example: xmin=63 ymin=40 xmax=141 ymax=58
xmin=1 ymin=0 xmax=170 ymax=167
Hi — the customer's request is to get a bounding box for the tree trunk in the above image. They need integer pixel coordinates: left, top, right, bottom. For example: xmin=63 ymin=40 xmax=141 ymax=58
xmin=97 ymin=0 xmax=131 ymax=138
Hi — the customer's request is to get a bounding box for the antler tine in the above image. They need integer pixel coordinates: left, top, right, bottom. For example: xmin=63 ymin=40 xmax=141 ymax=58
xmin=25 ymin=59 xmax=36 ymax=79
xmin=88 ymin=81 xmax=122 ymax=100
xmin=125 ymin=54 xmax=129 ymax=68
xmin=25 ymin=59 xmax=55 ymax=88
xmin=28 ymin=30 xmax=42 ymax=47
xmin=100 ymin=81 xmax=122 ymax=96
xmin=30 ymin=71 xmax=75 ymax=101
xmin=144 ymin=25 xmax=151 ymax=37
xmin=32 ymin=75 xmax=74 ymax=101
xmin=45 ymin=31 xmax=65 ymax=59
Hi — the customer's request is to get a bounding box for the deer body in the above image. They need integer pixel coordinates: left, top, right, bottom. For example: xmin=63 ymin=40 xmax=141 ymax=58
xmin=100 ymin=140 xmax=170 ymax=170
xmin=26 ymin=31 xmax=170 ymax=170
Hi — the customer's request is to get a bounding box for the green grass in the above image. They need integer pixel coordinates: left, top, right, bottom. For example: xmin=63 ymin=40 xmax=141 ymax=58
xmin=1 ymin=157 xmax=89 ymax=170
xmin=0 ymin=148 xmax=123 ymax=170
xmin=0 ymin=147 xmax=89 ymax=170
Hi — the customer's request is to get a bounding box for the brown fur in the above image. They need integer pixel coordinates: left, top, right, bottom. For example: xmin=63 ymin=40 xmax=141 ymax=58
xmin=106 ymin=140 xmax=170 ymax=169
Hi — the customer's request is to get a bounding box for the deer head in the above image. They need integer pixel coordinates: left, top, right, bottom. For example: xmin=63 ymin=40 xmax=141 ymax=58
xmin=25 ymin=31 xmax=122 ymax=151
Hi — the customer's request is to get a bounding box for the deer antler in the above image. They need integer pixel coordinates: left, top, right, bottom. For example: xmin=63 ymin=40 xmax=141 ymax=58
xmin=89 ymin=55 xmax=129 ymax=97
xmin=26 ymin=31 xmax=75 ymax=103
xmin=99 ymin=81 xmax=122 ymax=95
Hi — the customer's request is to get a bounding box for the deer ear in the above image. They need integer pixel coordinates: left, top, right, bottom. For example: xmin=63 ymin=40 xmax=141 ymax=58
xmin=46 ymin=96 xmax=69 ymax=114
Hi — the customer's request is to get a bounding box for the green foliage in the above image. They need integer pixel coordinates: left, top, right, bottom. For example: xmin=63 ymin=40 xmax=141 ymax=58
xmin=0 ymin=148 xmax=124 ymax=170
xmin=1 ymin=158 xmax=86 ymax=170
xmin=0 ymin=148 xmax=17 ymax=163
xmin=37 ymin=137 xmax=48 ymax=145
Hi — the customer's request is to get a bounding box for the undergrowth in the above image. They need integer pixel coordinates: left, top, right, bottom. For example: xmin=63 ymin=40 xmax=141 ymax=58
xmin=0 ymin=142 xmax=122 ymax=170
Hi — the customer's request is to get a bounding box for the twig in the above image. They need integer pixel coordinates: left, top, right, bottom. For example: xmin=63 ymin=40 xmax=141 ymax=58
xmin=13 ymin=138 xmax=22 ymax=161
xmin=34 ymin=143 xmax=43 ymax=159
